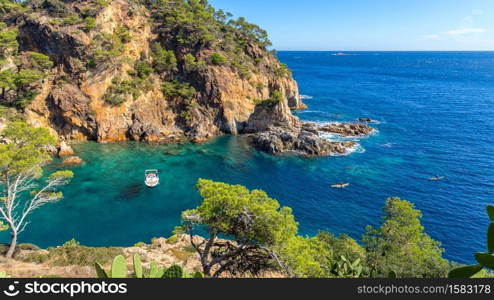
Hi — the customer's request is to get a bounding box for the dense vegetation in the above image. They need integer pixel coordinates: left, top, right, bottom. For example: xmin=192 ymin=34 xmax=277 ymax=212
xmin=177 ymin=179 xmax=451 ymax=278
xmin=0 ymin=21 xmax=53 ymax=109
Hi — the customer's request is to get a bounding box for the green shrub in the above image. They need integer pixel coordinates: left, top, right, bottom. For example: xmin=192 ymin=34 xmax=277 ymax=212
xmin=41 ymin=0 xmax=71 ymax=17
xmin=0 ymin=271 xmax=11 ymax=278
xmin=167 ymin=235 xmax=178 ymax=244
xmin=179 ymin=100 xmax=198 ymax=122
xmin=162 ymin=80 xmax=196 ymax=99
xmin=134 ymin=61 xmax=153 ymax=79
xmin=151 ymin=43 xmax=177 ymax=73
xmin=0 ymin=0 xmax=24 ymax=14
xmin=61 ymin=14 xmax=82 ymax=26
xmin=274 ymin=63 xmax=291 ymax=77
xmin=255 ymin=91 xmax=283 ymax=109
xmin=83 ymin=16 xmax=96 ymax=31
xmin=0 ymin=26 xmax=19 ymax=56
xmin=210 ymin=53 xmax=227 ymax=65
xmin=86 ymin=59 xmax=97 ymax=69
xmin=104 ymin=74 xmax=153 ymax=106
xmin=115 ymin=26 xmax=131 ymax=43
xmin=62 ymin=238 xmax=80 ymax=247
xmin=49 ymin=19 xmax=63 ymax=26
xmin=364 ymin=197 xmax=449 ymax=278
xmin=30 ymin=52 xmax=54 ymax=70
xmin=93 ymin=28 xmax=131 ymax=65
xmin=0 ymin=105 xmax=25 ymax=121
xmin=93 ymin=33 xmax=124 ymax=64
xmin=93 ymin=0 xmax=109 ymax=8
xmin=183 ymin=53 xmax=197 ymax=71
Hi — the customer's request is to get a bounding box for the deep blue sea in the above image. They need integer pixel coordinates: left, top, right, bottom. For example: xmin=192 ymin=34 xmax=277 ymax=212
xmin=4 ymin=52 xmax=494 ymax=264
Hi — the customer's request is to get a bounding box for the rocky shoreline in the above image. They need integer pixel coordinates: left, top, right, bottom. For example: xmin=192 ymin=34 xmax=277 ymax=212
xmin=3 ymin=235 xmax=283 ymax=278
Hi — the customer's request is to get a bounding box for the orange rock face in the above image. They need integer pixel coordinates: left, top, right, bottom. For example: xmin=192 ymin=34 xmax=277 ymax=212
xmin=19 ymin=0 xmax=304 ymax=144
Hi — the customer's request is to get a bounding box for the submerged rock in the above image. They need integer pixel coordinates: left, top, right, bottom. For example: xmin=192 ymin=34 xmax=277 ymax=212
xmin=58 ymin=142 xmax=75 ymax=157
xmin=61 ymin=156 xmax=83 ymax=166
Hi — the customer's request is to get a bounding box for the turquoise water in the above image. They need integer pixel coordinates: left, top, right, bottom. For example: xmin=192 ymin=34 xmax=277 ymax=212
xmin=4 ymin=52 xmax=494 ymax=264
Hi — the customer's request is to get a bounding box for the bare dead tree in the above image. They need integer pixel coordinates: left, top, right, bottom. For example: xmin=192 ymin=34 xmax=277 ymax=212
xmin=0 ymin=168 xmax=72 ymax=258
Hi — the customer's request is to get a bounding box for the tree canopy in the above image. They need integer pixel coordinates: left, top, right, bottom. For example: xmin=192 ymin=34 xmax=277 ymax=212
xmin=178 ymin=179 xmax=298 ymax=277
xmin=0 ymin=121 xmax=56 ymax=177
xmin=188 ymin=179 xmax=297 ymax=244
xmin=363 ymin=197 xmax=449 ymax=278
xmin=179 ymin=182 xmax=450 ymax=278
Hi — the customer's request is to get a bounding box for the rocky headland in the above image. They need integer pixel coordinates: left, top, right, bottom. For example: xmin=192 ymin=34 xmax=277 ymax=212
xmin=248 ymin=120 xmax=374 ymax=157
xmin=0 ymin=0 xmax=373 ymax=157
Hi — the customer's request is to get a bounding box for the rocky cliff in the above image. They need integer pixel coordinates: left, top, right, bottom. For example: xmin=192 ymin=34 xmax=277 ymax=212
xmin=1 ymin=0 xmax=305 ymax=144
xmin=0 ymin=0 xmax=375 ymax=156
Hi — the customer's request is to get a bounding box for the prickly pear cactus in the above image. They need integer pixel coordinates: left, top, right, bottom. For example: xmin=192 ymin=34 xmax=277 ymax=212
xmin=94 ymin=262 xmax=109 ymax=278
xmin=148 ymin=262 xmax=165 ymax=278
xmin=449 ymin=205 xmax=494 ymax=278
xmin=133 ymin=253 xmax=143 ymax=278
xmin=111 ymin=255 xmax=128 ymax=278
xmin=163 ymin=264 xmax=184 ymax=278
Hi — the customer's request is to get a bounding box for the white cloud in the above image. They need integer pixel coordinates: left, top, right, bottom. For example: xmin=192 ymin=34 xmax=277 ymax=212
xmin=471 ymin=9 xmax=483 ymax=16
xmin=445 ymin=28 xmax=487 ymax=35
xmin=422 ymin=34 xmax=439 ymax=39
xmin=421 ymin=10 xmax=488 ymax=41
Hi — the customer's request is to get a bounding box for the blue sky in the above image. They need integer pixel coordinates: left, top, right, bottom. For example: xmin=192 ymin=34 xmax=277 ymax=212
xmin=209 ymin=0 xmax=494 ymax=51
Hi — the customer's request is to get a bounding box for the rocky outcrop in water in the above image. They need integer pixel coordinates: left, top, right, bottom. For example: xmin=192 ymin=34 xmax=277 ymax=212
xmin=319 ymin=122 xmax=375 ymax=137
xmin=247 ymin=107 xmax=374 ymax=156
xmin=57 ymin=141 xmax=74 ymax=157
xmin=250 ymin=125 xmax=356 ymax=156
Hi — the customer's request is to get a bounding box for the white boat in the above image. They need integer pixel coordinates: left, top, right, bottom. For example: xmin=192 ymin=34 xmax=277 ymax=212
xmin=331 ymin=183 xmax=350 ymax=189
xmin=145 ymin=169 xmax=159 ymax=188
